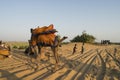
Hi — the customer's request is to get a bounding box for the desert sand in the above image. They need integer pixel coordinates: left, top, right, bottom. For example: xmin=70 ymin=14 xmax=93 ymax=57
xmin=0 ymin=43 xmax=120 ymax=80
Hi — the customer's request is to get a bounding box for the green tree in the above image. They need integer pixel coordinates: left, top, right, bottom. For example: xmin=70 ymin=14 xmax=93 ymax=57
xmin=70 ymin=35 xmax=81 ymax=42
xmin=71 ymin=31 xmax=96 ymax=43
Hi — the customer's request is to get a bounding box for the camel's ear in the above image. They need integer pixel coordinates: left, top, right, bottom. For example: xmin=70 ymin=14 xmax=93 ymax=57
xmin=30 ymin=28 xmax=33 ymax=33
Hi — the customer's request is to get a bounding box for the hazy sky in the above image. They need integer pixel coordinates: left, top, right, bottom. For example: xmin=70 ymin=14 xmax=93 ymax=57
xmin=0 ymin=0 xmax=120 ymax=42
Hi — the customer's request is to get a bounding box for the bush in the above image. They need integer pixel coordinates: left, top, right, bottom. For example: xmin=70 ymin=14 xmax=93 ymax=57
xmin=12 ymin=45 xmax=28 ymax=49
xmin=71 ymin=31 xmax=96 ymax=43
xmin=13 ymin=45 xmax=18 ymax=49
xmin=18 ymin=45 xmax=28 ymax=49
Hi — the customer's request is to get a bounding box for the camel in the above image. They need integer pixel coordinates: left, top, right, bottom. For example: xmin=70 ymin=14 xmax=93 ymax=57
xmin=0 ymin=41 xmax=11 ymax=59
xmin=30 ymin=24 xmax=67 ymax=70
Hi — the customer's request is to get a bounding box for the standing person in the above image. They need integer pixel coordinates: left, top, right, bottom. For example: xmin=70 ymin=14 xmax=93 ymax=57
xmin=113 ymin=48 xmax=117 ymax=57
xmin=72 ymin=44 xmax=77 ymax=55
xmin=81 ymin=45 xmax=84 ymax=54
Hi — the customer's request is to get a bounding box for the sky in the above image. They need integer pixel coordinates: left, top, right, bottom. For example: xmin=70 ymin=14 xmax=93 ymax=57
xmin=0 ymin=0 xmax=120 ymax=42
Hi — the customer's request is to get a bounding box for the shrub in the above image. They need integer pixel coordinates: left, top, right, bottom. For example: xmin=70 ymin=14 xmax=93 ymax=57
xmin=13 ymin=45 xmax=18 ymax=49
xmin=18 ymin=45 xmax=28 ymax=49
xmin=71 ymin=31 xmax=96 ymax=43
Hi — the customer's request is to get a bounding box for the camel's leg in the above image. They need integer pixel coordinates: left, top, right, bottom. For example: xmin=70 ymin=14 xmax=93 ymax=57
xmin=51 ymin=47 xmax=59 ymax=71
xmin=28 ymin=46 xmax=39 ymax=70
xmin=30 ymin=46 xmax=38 ymax=63
xmin=33 ymin=46 xmax=38 ymax=58
xmin=31 ymin=46 xmax=43 ymax=71
xmin=55 ymin=47 xmax=59 ymax=62
xmin=36 ymin=46 xmax=41 ymax=60
xmin=37 ymin=46 xmax=46 ymax=60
